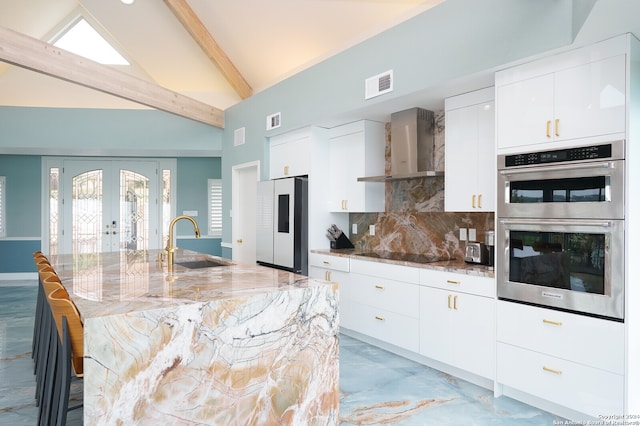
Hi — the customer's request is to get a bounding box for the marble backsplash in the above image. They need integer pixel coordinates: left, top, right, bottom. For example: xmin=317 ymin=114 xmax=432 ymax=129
xmin=349 ymin=112 xmax=495 ymax=258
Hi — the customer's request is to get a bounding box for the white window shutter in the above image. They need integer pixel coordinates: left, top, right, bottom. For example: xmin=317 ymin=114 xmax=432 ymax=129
xmin=208 ymin=179 xmax=222 ymax=237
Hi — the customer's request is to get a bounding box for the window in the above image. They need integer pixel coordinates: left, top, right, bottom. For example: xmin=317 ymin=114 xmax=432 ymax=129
xmin=52 ymin=18 xmax=129 ymax=65
xmin=208 ymin=179 xmax=222 ymax=237
xmin=0 ymin=176 xmax=5 ymax=237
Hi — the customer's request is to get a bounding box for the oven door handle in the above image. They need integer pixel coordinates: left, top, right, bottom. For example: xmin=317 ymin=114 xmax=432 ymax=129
xmin=499 ymin=219 xmax=612 ymax=227
xmin=499 ymin=161 xmax=615 ymax=176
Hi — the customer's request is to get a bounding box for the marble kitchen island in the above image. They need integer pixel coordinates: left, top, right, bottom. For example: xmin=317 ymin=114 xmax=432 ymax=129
xmin=49 ymin=249 xmax=339 ymax=425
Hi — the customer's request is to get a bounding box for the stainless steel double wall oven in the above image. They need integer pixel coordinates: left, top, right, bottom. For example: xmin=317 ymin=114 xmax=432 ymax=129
xmin=497 ymin=140 xmax=625 ymax=321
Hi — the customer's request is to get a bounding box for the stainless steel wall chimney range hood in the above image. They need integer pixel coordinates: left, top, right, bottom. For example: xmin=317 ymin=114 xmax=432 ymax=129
xmin=358 ymin=107 xmax=443 ymax=182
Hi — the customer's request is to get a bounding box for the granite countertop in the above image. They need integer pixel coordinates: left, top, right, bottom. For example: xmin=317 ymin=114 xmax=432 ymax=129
xmin=311 ymin=248 xmax=495 ymax=278
xmin=50 ymin=249 xmax=333 ymax=319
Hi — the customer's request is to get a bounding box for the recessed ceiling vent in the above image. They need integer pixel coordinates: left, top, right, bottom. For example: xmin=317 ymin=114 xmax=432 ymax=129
xmin=266 ymin=112 xmax=281 ymax=131
xmin=365 ymin=69 xmax=393 ymax=100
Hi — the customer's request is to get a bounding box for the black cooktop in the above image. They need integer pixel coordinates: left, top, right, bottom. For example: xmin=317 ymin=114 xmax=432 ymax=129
xmin=356 ymin=252 xmax=454 ymax=264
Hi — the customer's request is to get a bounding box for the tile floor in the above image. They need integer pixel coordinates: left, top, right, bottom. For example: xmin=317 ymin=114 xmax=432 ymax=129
xmin=1 ymin=280 xmax=563 ymax=425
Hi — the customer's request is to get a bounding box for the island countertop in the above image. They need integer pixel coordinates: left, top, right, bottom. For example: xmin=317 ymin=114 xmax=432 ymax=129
xmin=50 ymin=249 xmax=331 ymax=320
xmin=48 ymin=249 xmax=340 ymax=425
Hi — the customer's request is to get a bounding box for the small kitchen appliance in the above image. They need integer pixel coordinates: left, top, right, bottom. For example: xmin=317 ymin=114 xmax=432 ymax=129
xmin=464 ymin=242 xmax=488 ymax=265
xmin=484 ymin=230 xmax=495 ymax=268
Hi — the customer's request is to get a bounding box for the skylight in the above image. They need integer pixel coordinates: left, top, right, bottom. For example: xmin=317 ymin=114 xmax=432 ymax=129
xmin=53 ymin=18 xmax=129 ymax=65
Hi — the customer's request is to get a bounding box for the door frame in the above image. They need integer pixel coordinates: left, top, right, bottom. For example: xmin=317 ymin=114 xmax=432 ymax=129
xmin=231 ymin=160 xmax=260 ymax=263
xmin=41 ymin=157 xmax=176 ymax=255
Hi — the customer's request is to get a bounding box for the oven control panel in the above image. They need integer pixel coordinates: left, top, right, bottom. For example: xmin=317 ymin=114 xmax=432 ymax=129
xmin=504 ymin=144 xmax=613 ymax=167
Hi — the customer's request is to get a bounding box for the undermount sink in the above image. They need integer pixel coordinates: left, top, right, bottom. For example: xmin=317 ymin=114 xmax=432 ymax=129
xmin=176 ymin=259 xmax=231 ymax=269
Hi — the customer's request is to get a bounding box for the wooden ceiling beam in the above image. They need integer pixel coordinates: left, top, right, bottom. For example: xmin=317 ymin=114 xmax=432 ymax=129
xmin=0 ymin=25 xmax=224 ymax=128
xmin=164 ymin=0 xmax=253 ymax=100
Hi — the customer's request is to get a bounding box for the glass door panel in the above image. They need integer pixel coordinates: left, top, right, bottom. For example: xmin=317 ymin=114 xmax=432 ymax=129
xmin=61 ymin=160 xmax=159 ymax=255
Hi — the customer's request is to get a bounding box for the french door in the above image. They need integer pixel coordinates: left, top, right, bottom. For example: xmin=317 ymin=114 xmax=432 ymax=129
xmin=60 ymin=160 xmax=160 ymax=254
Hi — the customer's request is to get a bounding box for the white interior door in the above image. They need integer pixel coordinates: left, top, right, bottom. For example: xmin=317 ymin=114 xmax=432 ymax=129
xmin=61 ymin=159 xmax=159 ymax=254
xmin=232 ymin=162 xmax=259 ymax=264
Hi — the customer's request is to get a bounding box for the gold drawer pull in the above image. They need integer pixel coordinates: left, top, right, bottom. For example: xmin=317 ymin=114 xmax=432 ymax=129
xmin=543 ymin=366 xmax=563 ymax=375
xmin=543 ymin=319 xmax=563 ymax=326
xmin=447 ymin=280 xmax=461 ymax=285
xmin=375 ymin=316 xmax=385 ymax=321
xmin=375 ymin=285 xmax=384 ymax=290
xmin=323 ymin=261 xmax=330 ymax=265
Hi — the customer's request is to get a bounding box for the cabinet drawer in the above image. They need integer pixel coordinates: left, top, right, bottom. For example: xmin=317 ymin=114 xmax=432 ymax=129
xmin=497 ymin=301 xmax=624 ymax=374
xmin=341 ymin=301 xmax=420 ymax=353
xmin=351 ymin=259 xmax=420 ymax=283
xmin=348 ymin=273 xmax=419 ymax=318
xmin=309 ymin=253 xmax=350 ymax=272
xmin=497 ymin=343 xmax=623 ymax=418
xmin=420 ymin=269 xmax=495 ymax=298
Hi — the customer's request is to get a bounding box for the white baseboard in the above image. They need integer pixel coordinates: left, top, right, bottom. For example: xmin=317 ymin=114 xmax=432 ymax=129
xmin=0 ymin=272 xmax=38 ymax=281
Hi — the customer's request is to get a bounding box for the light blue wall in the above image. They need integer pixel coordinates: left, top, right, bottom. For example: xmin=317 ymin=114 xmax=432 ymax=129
xmin=175 ymin=157 xmax=223 ymax=256
xmin=0 ymin=107 xmax=222 ymax=156
xmin=219 ymin=0 xmax=580 ymax=256
xmin=0 ymin=107 xmax=223 ymax=273
xmin=0 ymin=156 xmax=42 ymax=237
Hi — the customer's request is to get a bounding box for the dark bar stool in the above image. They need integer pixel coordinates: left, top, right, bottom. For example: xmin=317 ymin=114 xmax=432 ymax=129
xmin=47 ymin=287 xmax=84 ymax=426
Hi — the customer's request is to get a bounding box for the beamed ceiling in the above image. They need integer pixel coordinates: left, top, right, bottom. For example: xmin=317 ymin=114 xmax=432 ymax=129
xmin=1 ymin=0 xmax=639 ymax=128
xmin=0 ymin=0 xmax=447 ymax=127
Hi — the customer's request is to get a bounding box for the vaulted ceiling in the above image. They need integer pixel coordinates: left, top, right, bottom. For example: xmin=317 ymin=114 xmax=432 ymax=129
xmin=0 ymin=0 xmax=446 ymax=123
xmin=2 ymin=0 xmax=639 ymax=129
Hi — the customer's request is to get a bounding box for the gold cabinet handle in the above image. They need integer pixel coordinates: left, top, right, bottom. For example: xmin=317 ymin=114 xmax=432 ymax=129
xmin=472 ymin=194 xmax=476 ymax=208
xmin=453 ymin=295 xmax=458 ymax=310
xmin=327 ymin=271 xmax=332 ymax=281
xmin=447 ymin=280 xmax=461 ymax=285
xmin=478 ymin=194 xmax=482 ymax=209
xmin=323 ymin=261 xmax=330 ymax=265
xmin=237 ymin=238 xmax=243 ymax=243
xmin=546 ymin=120 xmax=551 ymax=138
xmin=375 ymin=285 xmax=384 ymax=290
xmin=543 ymin=319 xmax=563 ymax=326
xmin=555 ymin=119 xmax=560 ymax=137
xmin=375 ymin=316 xmax=385 ymax=321
xmin=447 ymin=294 xmax=452 ymax=309
xmin=543 ymin=366 xmax=563 ymax=375
xmin=284 ymin=165 xmax=289 ymax=175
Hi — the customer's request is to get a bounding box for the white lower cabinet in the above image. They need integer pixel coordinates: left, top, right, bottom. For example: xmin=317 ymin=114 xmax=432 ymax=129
xmin=309 ymin=253 xmax=350 ymax=323
xmin=496 ymin=301 xmax=624 ymax=417
xmin=343 ymin=260 xmax=420 ymax=352
xmin=419 ymin=274 xmax=495 ymax=380
xmin=497 ymin=343 xmax=623 ymax=418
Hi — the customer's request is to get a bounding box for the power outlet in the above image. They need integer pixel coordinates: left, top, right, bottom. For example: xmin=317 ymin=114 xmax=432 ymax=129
xmin=469 ymin=228 xmax=477 ymax=242
xmin=459 ymin=228 xmax=467 ymax=241
xmin=369 ymin=225 xmax=376 ymax=236
xmin=352 ymin=224 xmax=358 ymax=235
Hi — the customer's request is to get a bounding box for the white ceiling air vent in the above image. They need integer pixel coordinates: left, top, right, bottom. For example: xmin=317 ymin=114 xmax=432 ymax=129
xmin=365 ymin=69 xmax=393 ymax=100
xmin=266 ymin=112 xmax=281 ymax=131
xmin=234 ymin=127 xmax=245 ymax=146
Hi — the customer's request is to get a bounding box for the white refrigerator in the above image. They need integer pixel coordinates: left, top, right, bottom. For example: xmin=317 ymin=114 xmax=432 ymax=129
xmin=256 ymin=177 xmax=308 ymax=275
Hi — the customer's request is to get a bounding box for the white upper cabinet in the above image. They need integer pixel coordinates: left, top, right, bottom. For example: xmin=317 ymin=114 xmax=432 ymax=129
xmin=445 ymin=87 xmax=495 ymax=212
xmin=328 ymin=120 xmax=385 ymax=213
xmin=496 ymin=36 xmax=627 ymax=152
xmin=269 ymin=128 xmax=312 ymax=179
